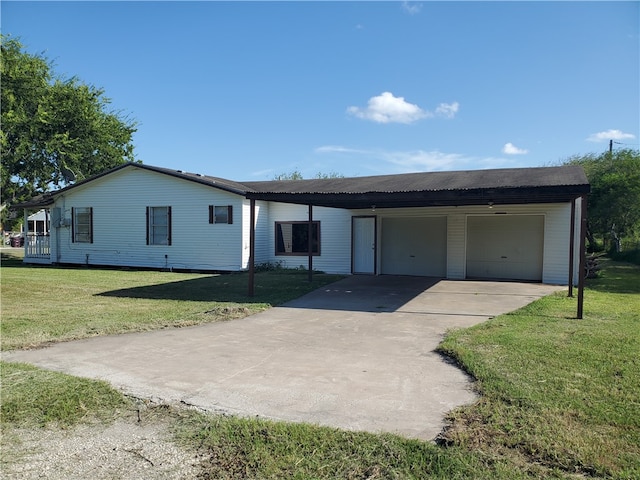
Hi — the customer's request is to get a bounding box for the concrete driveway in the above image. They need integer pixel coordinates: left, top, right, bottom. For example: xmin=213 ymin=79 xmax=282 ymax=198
xmin=3 ymin=276 xmax=562 ymax=440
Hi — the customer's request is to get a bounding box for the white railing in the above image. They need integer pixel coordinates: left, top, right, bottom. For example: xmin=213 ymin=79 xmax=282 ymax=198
xmin=25 ymin=234 xmax=51 ymax=260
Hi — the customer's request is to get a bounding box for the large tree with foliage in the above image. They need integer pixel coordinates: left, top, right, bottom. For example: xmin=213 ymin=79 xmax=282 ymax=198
xmin=1 ymin=36 xmax=136 ymax=226
xmin=564 ymin=148 xmax=640 ymax=251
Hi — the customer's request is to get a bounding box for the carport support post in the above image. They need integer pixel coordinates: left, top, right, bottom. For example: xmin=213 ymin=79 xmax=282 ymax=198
xmin=568 ymin=198 xmax=576 ymax=297
xmin=248 ymin=199 xmax=256 ymax=297
xmin=308 ymin=204 xmax=313 ymax=283
xmin=577 ymin=195 xmax=587 ymax=319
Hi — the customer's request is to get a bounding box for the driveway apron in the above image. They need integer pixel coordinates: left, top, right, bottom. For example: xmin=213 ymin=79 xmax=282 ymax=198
xmin=3 ymin=277 xmax=562 ymax=440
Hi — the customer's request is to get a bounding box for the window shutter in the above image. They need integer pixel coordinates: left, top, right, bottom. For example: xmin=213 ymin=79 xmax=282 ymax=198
xmin=228 ymin=205 xmax=233 ymax=224
xmin=167 ymin=206 xmax=172 ymax=245
xmin=146 ymin=207 xmax=150 ymax=245
xmin=71 ymin=207 xmax=75 ymax=243
xmin=209 ymin=205 xmax=214 ymax=224
xmin=89 ymin=207 xmax=94 ymax=244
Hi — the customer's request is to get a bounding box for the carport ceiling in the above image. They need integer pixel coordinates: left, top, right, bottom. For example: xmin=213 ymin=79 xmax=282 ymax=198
xmin=242 ymin=165 xmax=590 ymax=209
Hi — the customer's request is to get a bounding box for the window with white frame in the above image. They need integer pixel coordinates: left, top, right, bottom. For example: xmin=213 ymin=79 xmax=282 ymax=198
xmin=209 ymin=205 xmax=233 ymax=224
xmin=72 ymin=207 xmax=93 ymax=243
xmin=146 ymin=206 xmax=171 ymax=245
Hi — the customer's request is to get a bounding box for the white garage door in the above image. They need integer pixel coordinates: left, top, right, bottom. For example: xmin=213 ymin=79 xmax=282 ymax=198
xmin=466 ymin=215 xmax=544 ymax=281
xmin=381 ymin=217 xmax=447 ymax=277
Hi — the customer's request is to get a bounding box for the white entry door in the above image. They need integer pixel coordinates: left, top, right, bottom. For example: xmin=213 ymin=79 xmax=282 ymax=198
xmin=352 ymin=216 xmax=376 ymax=274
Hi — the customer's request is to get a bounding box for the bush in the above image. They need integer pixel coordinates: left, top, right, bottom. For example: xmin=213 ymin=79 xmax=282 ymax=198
xmin=254 ymin=260 xmax=286 ymax=272
xmin=610 ymin=248 xmax=640 ymax=265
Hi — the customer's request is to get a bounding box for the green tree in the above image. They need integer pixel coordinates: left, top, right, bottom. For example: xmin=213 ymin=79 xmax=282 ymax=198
xmin=564 ymin=149 xmax=640 ymax=251
xmin=1 ymin=36 xmax=137 ymax=226
xmin=273 ymin=170 xmax=344 ymax=180
xmin=314 ymin=171 xmax=344 ymax=179
xmin=273 ymin=169 xmax=304 ymax=181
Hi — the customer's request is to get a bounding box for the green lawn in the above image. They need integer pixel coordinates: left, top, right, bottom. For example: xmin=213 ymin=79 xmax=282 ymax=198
xmin=1 ymin=251 xmax=638 ymax=478
xmin=0 ymin=250 xmax=344 ymax=350
xmin=439 ymin=259 xmax=640 ymax=478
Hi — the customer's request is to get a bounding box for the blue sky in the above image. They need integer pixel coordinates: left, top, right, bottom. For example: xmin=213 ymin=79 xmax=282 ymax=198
xmin=2 ymin=1 xmax=639 ymax=180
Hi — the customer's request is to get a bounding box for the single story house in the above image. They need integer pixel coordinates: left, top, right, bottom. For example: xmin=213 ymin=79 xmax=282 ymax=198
xmin=18 ymin=162 xmax=589 ymax=286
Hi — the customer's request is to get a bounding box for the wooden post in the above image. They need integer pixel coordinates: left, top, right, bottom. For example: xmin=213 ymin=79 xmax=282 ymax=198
xmin=308 ymin=204 xmax=313 ymax=283
xmin=568 ymin=198 xmax=576 ymax=297
xmin=577 ymin=195 xmax=587 ymax=319
xmin=248 ymin=199 xmax=256 ymax=297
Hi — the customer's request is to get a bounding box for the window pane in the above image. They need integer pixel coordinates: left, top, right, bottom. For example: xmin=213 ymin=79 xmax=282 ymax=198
xmin=74 ymin=207 xmax=92 ymax=243
xmin=149 ymin=206 xmax=170 ymax=245
xmin=153 ymin=207 xmax=168 ymax=225
xmin=275 ymin=222 xmax=319 ymax=255
xmin=214 ymin=206 xmax=228 ymax=224
xmin=151 ymin=226 xmax=168 ymax=245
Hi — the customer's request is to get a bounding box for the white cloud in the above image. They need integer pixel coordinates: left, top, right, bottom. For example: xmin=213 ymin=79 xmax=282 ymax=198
xmin=347 ymin=92 xmax=428 ymax=124
xmin=587 ymin=129 xmax=636 ymax=142
xmin=382 ymin=150 xmax=464 ymax=171
xmin=315 ymin=145 xmax=369 ymax=155
xmin=402 ymin=1 xmax=423 ymax=15
xmin=435 ymin=102 xmax=459 ymax=119
xmin=250 ymin=168 xmax=274 ymax=177
xmin=502 ymin=142 xmax=529 ymax=155
xmin=347 ymin=93 xmax=459 ymax=124
xmin=315 ymin=145 xmax=515 ymax=174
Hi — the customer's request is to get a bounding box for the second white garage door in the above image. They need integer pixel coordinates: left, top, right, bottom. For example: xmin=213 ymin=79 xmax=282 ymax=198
xmin=381 ymin=217 xmax=447 ymax=277
xmin=466 ymin=215 xmax=544 ymax=281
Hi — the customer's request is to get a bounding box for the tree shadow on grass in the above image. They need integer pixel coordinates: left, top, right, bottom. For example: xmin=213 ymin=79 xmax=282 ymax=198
xmin=1 ymin=251 xmax=26 ymax=267
xmin=586 ymin=262 xmax=640 ymax=294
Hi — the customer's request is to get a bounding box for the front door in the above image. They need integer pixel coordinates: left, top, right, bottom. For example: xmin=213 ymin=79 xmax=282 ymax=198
xmin=352 ymin=216 xmax=376 ymax=274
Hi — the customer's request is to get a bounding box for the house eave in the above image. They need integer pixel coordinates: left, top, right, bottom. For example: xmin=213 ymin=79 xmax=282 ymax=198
xmin=245 ymin=184 xmax=591 ymax=209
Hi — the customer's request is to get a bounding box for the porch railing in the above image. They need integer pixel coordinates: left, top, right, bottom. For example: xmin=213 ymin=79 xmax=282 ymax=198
xmin=25 ymin=234 xmax=51 ymax=259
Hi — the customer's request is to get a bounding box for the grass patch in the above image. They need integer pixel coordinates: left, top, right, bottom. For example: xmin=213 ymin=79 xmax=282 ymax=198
xmin=0 ymin=251 xmax=343 ymax=350
xmin=172 ymin=412 xmax=537 ymax=480
xmin=0 ymin=362 xmax=131 ymax=428
xmin=438 ymin=259 xmax=640 ymax=478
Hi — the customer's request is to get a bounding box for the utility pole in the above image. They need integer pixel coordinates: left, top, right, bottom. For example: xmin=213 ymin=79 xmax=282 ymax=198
xmin=609 ymin=139 xmax=613 ymax=154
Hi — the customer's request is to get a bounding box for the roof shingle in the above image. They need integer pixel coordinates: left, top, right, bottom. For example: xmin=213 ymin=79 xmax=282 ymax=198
xmin=14 ymin=163 xmax=589 ymax=210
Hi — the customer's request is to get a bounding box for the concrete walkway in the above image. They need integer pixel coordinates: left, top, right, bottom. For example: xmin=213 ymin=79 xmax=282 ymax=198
xmin=3 ymin=276 xmax=562 ymax=440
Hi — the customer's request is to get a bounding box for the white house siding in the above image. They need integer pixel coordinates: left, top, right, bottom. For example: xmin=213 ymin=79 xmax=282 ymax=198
xmin=446 ymin=214 xmax=466 ymax=279
xmin=541 ymin=202 xmax=576 ymax=285
xmin=241 ymin=200 xmax=271 ymax=268
xmin=51 ymin=167 xmax=246 ymax=271
xmin=266 ymin=203 xmax=352 ymax=274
